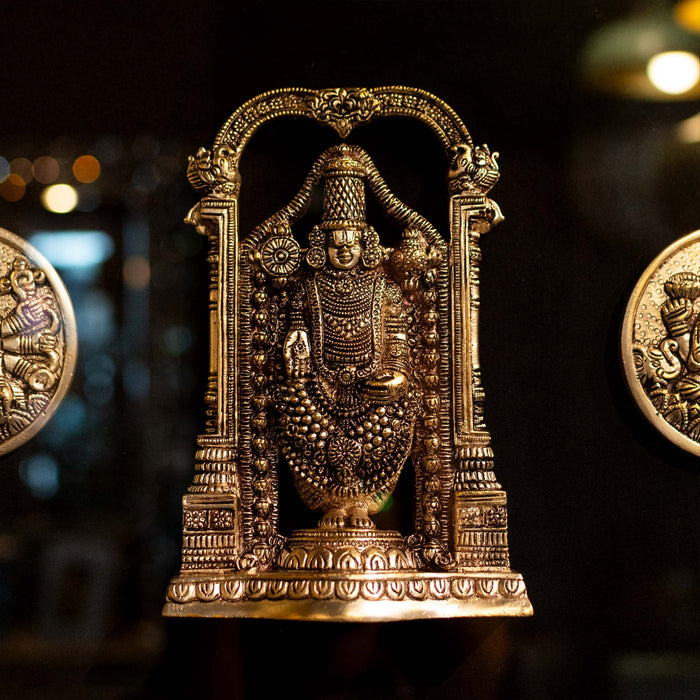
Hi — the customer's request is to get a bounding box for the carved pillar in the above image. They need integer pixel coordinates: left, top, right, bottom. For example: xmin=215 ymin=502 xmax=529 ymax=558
xmin=449 ymin=192 xmax=510 ymax=569
xmin=180 ymin=197 xmax=243 ymax=572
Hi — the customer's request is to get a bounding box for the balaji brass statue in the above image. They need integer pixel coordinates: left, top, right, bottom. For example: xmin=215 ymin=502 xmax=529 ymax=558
xmin=277 ymin=148 xmax=420 ymax=529
xmin=164 ymin=87 xmax=532 ymax=620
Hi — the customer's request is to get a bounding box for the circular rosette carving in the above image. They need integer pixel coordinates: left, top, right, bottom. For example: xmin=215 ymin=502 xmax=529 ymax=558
xmin=305 ymin=246 xmax=326 ymax=269
xmin=260 ymin=236 xmax=301 ymax=277
xmin=327 ymin=436 xmax=362 ymax=485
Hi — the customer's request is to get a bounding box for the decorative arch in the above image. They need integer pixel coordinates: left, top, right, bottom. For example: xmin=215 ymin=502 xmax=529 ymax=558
xmin=186 ymin=85 xmax=499 ymax=205
xmin=213 ymin=86 xmax=473 ymax=158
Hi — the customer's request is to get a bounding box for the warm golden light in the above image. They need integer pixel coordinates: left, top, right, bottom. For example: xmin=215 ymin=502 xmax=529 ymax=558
xmin=647 ymin=51 xmax=700 ymax=94
xmin=674 ymin=0 xmax=700 ymax=34
xmin=10 ymin=158 xmax=33 ymax=184
xmin=41 ymin=184 xmax=78 ymax=213
xmin=33 ymin=156 xmax=60 ymax=184
xmin=0 ymin=174 xmax=26 ymax=202
xmin=72 ymin=155 xmax=101 ymax=183
xmin=676 ymin=112 xmax=700 ymax=142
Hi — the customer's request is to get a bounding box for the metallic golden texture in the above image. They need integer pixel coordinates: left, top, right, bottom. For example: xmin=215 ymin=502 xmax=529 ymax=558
xmin=0 ymin=227 xmax=76 ymax=455
xmin=165 ymin=87 xmax=532 ymax=620
xmin=622 ymin=229 xmax=700 ymax=455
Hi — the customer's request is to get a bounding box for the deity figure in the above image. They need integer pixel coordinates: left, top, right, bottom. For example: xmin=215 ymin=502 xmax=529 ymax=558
xmin=658 ymin=272 xmax=700 ymax=377
xmin=640 ymin=272 xmax=700 ymax=439
xmin=274 ymin=149 xmax=422 ymax=529
xmin=0 ymin=258 xmax=61 ymax=438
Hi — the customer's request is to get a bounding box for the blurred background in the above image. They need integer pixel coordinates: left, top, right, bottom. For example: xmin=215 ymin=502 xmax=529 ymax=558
xmin=0 ymin=1 xmax=698 ymax=698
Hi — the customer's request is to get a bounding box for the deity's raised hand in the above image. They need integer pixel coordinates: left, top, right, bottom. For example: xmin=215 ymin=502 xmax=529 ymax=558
xmin=283 ymin=329 xmax=311 ymax=379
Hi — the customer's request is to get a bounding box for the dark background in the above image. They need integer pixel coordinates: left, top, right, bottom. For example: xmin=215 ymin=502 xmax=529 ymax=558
xmin=0 ymin=1 xmax=698 ymax=698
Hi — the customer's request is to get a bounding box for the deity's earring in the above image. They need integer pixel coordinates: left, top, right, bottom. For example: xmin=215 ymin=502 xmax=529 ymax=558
xmin=361 ymin=226 xmax=384 ymax=269
xmin=306 ymin=226 xmax=326 ymax=269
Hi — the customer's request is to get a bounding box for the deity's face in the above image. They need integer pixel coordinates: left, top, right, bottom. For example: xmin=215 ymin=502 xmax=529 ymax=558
xmin=328 ymin=229 xmax=363 ymax=270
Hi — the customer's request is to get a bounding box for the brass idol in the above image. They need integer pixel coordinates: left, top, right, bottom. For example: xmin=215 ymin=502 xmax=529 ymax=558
xmin=164 ymin=87 xmax=532 ymax=620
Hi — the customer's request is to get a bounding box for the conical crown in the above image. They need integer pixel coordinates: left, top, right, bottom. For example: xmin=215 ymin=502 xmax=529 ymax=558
xmin=320 ymin=146 xmax=367 ymax=230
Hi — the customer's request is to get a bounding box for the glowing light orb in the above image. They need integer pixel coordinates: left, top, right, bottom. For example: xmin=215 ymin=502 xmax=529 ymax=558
xmin=647 ymin=51 xmax=700 ymax=95
xmin=674 ymin=0 xmax=700 ymax=35
xmin=41 ymin=184 xmax=78 ymax=213
xmin=0 ymin=174 xmax=26 ymax=202
xmin=73 ymin=155 xmax=101 ymax=183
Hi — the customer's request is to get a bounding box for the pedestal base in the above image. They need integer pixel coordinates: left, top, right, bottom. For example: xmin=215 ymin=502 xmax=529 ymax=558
xmin=163 ymin=569 xmax=532 ymax=621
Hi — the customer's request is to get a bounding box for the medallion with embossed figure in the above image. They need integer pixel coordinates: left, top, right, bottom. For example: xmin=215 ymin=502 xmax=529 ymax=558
xmin=0 ymin=228 xmax=77 ymax=454
xmin=622 ymin=230 xmax=700 ymax=455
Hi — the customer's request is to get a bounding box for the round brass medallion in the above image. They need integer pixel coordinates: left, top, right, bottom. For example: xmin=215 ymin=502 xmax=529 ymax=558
xmin=0 ymin=227 xmax=77 ymax=455
xmin=622 ymin=230 xmax=700 ymax=455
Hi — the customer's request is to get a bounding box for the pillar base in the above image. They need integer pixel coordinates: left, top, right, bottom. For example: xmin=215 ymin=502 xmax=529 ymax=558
xmin=453 ymin=490 xmax=511 ymax=568
xmin=179 ymin=492 xmax=242 ymax=571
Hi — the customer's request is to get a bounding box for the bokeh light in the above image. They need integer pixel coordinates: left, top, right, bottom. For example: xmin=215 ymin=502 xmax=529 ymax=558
xmin=73 ymin=154 xmax=101 ymax=183
xmin=123 ymin=255 xmax=151 ymax=290
xmin=674 ymin=0 xmax=700 ymax=34
xmin=19 ymin=453 xmax=60 ymax=500
xmin=647 ymin=51 xmax=700 ymax=94
xmin=0 ymin=174 xmax=26 ymax=201
xmin=33 ymin=155 xmax=60 ymax=184
xmin=10 ymin=157 xmax=33 ymax=184
xmin=0 ymin=156 xmax=10 ymax=182
xmin=676 ymin=112 xmax=700 ymax=143
xmin=41 ymin=183 xmax=78 ymax=213
xmin=29 ymin=230 xmax=114 ymax=267
xmin=0 ymin=157 xmax=11 ymax=183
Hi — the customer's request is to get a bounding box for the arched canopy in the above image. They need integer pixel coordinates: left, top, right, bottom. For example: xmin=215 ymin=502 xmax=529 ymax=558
xmin=213 ymin=86 xmax=473 ymax=158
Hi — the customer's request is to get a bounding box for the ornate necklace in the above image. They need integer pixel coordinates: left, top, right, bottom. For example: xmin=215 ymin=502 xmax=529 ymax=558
xmin=307 ymin=268 xmax=385 ymax=386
